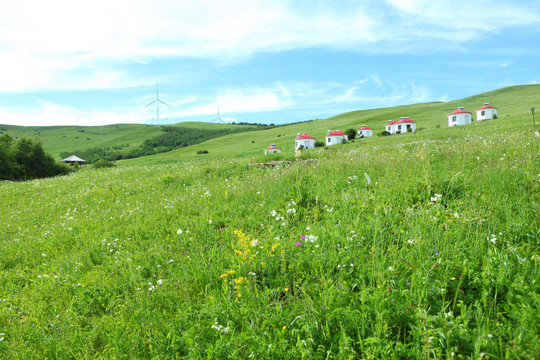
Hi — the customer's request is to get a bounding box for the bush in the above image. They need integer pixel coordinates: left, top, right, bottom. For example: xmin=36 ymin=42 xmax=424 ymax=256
xmin=379 ymin=131 xmax=391 ymax=136
xmin=92 ymin=159 xmax=116 ymax=169
xmin=0 ymin=134 xmax=74 ymax=181
xmin=314 ymin=141 xmax=325 ymax=148
xmin=197 ymin=150 xmax=209 ymax=154
xmin=345 ymin=128 xmax=357 ymax=140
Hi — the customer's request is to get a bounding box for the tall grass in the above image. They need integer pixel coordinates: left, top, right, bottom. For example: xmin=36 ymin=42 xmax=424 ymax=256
xmin=0 ymin=128 xmax=538 ymax=358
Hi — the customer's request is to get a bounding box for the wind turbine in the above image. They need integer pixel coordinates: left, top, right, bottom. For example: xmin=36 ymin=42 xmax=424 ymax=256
xmin=145 ymin=85 xmax=170 ymax=125
xmin=213 ymin=104 xmax=224 ymax=123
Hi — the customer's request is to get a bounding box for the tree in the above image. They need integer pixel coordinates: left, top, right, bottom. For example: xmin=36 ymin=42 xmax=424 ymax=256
xmin=0 ymin=134 xmax=17 ymax=180
xmin=345 ymin=128 xmax=357 ymax=140
xmin=0 ymin=135 xmax=73 ymax=181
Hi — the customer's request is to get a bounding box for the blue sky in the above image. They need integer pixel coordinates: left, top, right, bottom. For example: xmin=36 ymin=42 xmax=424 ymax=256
xmin=1 ymin=0 xmax=539 ymax=126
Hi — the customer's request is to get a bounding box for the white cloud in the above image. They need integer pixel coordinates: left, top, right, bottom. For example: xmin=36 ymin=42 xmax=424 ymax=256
xmin=3 ymin=0 xmax=537 ymax=93
xmin=0 ymin=101 xmax=144 ymax=126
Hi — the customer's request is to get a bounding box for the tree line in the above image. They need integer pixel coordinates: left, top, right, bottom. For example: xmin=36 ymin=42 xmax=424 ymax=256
xmin=61 ymin=125 xmax=272 ymax=163
xmin=0 ymin=134 xmax=73 ymax=181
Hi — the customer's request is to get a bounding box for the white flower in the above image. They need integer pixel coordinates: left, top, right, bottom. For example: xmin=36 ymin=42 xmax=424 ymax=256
xmin=209 ymin=220 xmax=212 ymax=224
xmin=388 ymin=266 xmax=394 ymax=271
xmin=270 ymin=210 xmax=277 ymax=217
xmin=177 ymin=229 xmax=183 ymax=235
xmin=157 ymin=279 xmax=163 ymax=285
xmin=251 ymin=239 xmax=259 ymax=247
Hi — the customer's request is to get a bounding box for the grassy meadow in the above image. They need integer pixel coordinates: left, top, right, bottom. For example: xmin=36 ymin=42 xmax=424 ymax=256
xmin=1 ymin=85 xmax=539 ymax=358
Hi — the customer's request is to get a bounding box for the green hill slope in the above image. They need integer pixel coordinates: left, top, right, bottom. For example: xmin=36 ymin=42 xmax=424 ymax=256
xmin=120 ymin=84 xmax=540 ymax=165
xmin=2 ymin=84 xmax=538 ymax=165
xmin=0 ymin=122 xmax=270 ymax=161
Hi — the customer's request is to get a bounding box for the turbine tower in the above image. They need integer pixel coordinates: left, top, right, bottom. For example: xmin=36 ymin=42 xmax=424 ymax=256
xmin=213 ymin=104 xmax=223 ymax=123
xmin=145 ymin=85 xmax=170 ymax=125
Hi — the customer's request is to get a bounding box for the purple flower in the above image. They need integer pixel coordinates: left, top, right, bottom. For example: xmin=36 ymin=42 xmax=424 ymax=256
xmin=436 ymin=249 xmax=440 ymax=256
xmin=406 ymin=282 xmax=411 ymax=285
xmin=295 ymin=241 xmax=302 ymax=246
xmin=300 ymin=235 xmax=306 ymax=239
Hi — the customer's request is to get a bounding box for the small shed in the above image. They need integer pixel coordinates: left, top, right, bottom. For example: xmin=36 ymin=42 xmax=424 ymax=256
xmin=476 ymin=103 xmax=498 ymax=121
xmin=448 ymin=107 xmax=472 ymax=127
xmin=325 ymin=130 xmax=348 ymax=146
xmin=386 ymin=117 xmax=416 ymax=134
xmin=264 ymin=144 xmax=281 ymax=155
xmin=61 ymin=155 xmax=88 ymax=165
xmin=295 ymin=133 xmax=316 ymax=150
xmin=357 ymin=125 xmax=373 ymax=138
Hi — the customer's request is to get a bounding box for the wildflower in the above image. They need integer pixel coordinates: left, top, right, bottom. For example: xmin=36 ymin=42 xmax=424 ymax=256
xmin=488 ymin=234 xmax=497 ymax=244
xmin=436 ymin=249 xmax=440 ymax=256
xmin=451 ymin=277 xmax=456 ymax=281
xmin=407 ymin=239 xmax=415 ymax=244
xmin=209 ymin=220 xmax=212 ymax=224
xmin=251 ymin=239 xmax=259 ymax=247
xmin=282 ymin=325 xmax=287 ymax=330
xmin=295 ymin=241 xmax=302 ymax=246
xmin=284 ymin=288 xmax=289 ymax=292
xmin=177 ymin=229 xmax=183 ymax=235
xmin=300 ymin=235 xmax=306 ymax=239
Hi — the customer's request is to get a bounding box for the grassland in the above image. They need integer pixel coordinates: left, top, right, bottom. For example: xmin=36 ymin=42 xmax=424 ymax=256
xmin=0 ymin=85 xmax=539 ymax=358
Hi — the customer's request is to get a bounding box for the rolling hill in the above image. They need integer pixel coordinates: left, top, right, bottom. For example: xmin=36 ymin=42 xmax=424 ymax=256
xmin=1 ymin=84 xmax=538 ymax=165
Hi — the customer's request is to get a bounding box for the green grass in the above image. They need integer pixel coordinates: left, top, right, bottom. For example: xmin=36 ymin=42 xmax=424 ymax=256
xmin=1 ymin=130 xmax=539 ymax=358
xmin=0 ymin=84 xmax=539 ymax=358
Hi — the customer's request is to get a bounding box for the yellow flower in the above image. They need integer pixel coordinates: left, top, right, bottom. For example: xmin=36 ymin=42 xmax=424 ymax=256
xmin=282 ymin=326 xmax=287 ymax=330
xmin=284 ymin=288 xmax=289 ymax=292
xmin=220 ymin=273 xmax=229 ymax=278
xmin=227 ymin=270 xmax=236 ymax=275
xmin=451 ymin=277 xmax=456 ymax=280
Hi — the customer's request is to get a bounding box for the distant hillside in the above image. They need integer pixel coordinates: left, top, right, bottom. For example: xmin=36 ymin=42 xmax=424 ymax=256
xmin=2 ymin=84 xmax=538 ymax=165
xmin=119 ymin=84 xmax=540 ymax=165
xmin=0 ymin=122 xmax=274 ymax=163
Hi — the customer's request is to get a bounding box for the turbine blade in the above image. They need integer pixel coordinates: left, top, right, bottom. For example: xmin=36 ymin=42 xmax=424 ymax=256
xmin=145 ymin=99 xmax=158 ymax=107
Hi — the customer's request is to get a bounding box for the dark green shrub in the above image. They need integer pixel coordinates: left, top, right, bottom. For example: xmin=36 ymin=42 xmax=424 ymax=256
xmin=197 ymin=150 xmax=209 ymax=154
xmin=92 ymin=159 xmax=116 ymax=168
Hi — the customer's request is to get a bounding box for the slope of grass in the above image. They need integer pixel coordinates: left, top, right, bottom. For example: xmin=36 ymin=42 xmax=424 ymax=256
xmin=1 ymin=124 xmax=538 ymax=358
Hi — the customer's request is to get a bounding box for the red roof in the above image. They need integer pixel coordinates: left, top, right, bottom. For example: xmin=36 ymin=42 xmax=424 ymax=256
xmin=476 ymin=104 xmax=497 ymax=111
xmin=448 ymin=108 xmax=471 ymax=116
xmin=295 ymin=133 xmax=315 ymax=140
xmin=386 ymin=120 xmax=398 ymax=126
xmin=266 ymin=145 xmax=280 ymax=149
xmin=326 ymin=130 xmax=347 ymax=137
xmin=358 ymin=126 xmax=372 ymax=130
xmin=397 ymin=117 xmax=415 ymax=124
